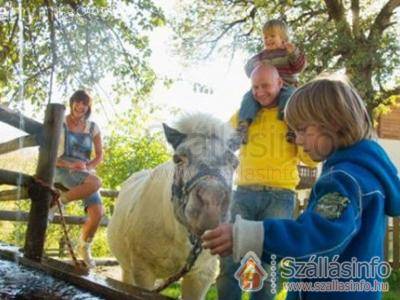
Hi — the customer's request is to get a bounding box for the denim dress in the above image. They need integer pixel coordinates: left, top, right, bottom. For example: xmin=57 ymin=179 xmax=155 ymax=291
xmin=55 ymin=122 xmax=102 ymax=208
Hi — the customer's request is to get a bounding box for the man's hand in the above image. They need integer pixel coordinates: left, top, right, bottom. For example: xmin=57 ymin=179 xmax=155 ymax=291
xmin=201 ymin=223 xmax=233 ymax=257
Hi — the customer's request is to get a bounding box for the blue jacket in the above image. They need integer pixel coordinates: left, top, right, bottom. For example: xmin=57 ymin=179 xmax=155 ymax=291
xmin=261 ymin=140 xmax=400 ymax=299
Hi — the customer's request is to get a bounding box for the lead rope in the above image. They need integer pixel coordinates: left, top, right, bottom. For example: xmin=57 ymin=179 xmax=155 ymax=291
xmin=51 ymin=192 xmax=87 ymax=271
xmin=152 ymin=238 xmax=203 ymax=293
xmin=33 ymin=177 xmax=87 ymax=271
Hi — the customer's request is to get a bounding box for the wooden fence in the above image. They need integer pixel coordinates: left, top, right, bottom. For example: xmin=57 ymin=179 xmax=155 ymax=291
xmin=385 ymin=217 xmax=400 ymax=271
xmin=0 ymin=103 xmax=170 ymax=299
xmin=0 ymin=187 xmax=116 ymax=226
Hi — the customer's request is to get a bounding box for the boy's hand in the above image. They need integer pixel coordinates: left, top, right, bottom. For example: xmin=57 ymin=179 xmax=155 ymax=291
xmin=284 ymin=41 xmax=296 ymax=53
xmin=201 ymin=223 xmax=233 ymax=257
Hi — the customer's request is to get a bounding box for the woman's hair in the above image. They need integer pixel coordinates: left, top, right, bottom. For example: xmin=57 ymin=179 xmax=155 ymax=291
xmin=262 ymin=19 xmax=289 ymax=41
xmin=284 ymin=77 xmax=374 ymax=148
xmin=69 ymin=90 xmax=92 ymax=119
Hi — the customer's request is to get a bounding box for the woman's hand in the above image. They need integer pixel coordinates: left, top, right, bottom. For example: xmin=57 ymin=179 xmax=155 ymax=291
xmin=201 ymin=223 xmax=233 ymax=257
xmin=70 ymin=161 xmax=87 ymax=171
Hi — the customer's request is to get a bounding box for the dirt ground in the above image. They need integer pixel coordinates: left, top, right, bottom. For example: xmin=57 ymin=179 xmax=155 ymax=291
xmin=94 ymin=264 xmax=121 ymax=281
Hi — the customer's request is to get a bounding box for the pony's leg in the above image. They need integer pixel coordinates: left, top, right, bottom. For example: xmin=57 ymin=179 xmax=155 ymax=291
xmin=181 ymin=273 xmax=213 ymax=300
xmin=129 ymin=261 xmax=157 ymax=290
xmin=121 ymin=262 xmax=156 ymax=290
xmin=121 ymin=267 xmax=134 ymax=284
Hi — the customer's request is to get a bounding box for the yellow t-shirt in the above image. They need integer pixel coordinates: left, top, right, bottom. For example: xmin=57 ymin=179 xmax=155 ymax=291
xmin=231 ymin=107 xmax=316 ymax=190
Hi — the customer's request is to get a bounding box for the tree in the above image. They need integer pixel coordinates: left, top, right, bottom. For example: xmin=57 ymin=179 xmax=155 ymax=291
xmin=96 ymin=107 xmax=170 ymax=189
xmin=172 ymin=0 xmax=400 ymax=113
xmin=0 ymin=0 xmax=165 ymax=109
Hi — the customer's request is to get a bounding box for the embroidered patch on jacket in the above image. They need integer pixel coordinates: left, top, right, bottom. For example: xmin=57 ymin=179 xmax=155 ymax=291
xmin=314 ymin=192 xmax=350 ymax=220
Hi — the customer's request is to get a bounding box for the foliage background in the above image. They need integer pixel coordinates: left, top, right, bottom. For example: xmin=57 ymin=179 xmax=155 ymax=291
xmin=171 ymin=0 xmax=400 ymax=113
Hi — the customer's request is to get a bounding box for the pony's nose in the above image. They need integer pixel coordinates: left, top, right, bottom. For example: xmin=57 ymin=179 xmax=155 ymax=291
xmin=196 ymin=179 xmax=228 ymax=205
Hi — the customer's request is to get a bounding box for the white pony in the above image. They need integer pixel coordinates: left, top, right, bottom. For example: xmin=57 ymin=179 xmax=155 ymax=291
xmin=107 ymin=113 xmax=238 ymax=299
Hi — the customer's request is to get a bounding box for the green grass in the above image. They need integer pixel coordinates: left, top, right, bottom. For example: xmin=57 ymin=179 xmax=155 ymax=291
xmin=161 ymin=283 xmax=286 ymax=300
xmin=383 ymin=270 xmax=400 ymax=300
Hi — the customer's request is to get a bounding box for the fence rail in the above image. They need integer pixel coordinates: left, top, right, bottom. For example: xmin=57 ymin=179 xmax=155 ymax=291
xmin=0 ymin=187 xmax=118 ymax=201
xmin=386 ymin=217 xmax=400 ymax=270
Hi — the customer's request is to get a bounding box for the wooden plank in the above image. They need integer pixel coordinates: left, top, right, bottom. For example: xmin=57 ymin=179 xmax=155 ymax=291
xmin=0 ymin=245 xmax=172 ymax=299
xmin=0 ymin=210 xmax=109 ymax=226
xmin=24 ymin=104 xmax=65 ymax=260
xmin=0 ymin=188 xmax=29 ymax=200
xmin=393 ymin=217 xmax=399 ymax=270
xmin=56 ymin=258 xmax=119 ymax=266
xmin=378 ymin=106 xmax=400 ymax=139
xmin=0 ymin=188 xmax=118 ymax=201
xmin=0 ymin=169 xmax=34 ymax=186
xmin=100 ymin=189 xmax=119 ymax=198
xmin=0 ymin=134 xmax=38 ymax=155
xmin=0 ymin=104 xmax=43 ymax=135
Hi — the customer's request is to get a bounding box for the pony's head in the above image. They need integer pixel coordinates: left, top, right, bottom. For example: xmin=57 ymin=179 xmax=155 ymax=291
xmin=163 ymin=113 xmax=238 ymax=237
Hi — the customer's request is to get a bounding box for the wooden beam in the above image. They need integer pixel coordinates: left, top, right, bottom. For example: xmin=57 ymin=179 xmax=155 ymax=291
xmin=24 ymin=103 xmax=65 ymax=261
xmin=0 ymin=134 xmax=38 ymax=155
xmin=0 ymin=169 xmax=34 ymax=186
xmin=0 ymin=245 xmax=172 ymax=299
xmin=0 ymin=104 xmax=43 ymax=135
xmin=101 ymin=189 xmax=119 ymax=198
xmin=0 ymin=188 xmax=118 ymax=201
xmin=393 ymin=217 xmax=399 ymax=270
xmin=0 ymin=210 xmax=109 ymax=226
xmin=58 ymin=258 xmax=119 ymax=266
xmin=0 ymin=188 xmax=29 ymax=200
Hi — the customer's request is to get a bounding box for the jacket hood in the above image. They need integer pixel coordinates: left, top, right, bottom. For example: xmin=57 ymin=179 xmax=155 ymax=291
xmin=325 ymin=139 xmax=400 ymax=217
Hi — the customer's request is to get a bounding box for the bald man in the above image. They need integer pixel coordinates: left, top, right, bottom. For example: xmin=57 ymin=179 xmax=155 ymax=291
xmin=233 ymin=63 xmax=296 ymax=147
xmin=217 ymin=64 xmax=316 ymax=300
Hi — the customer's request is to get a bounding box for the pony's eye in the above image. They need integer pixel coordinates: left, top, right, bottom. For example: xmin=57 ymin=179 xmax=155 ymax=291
xmin=174 ymin=154 xmax=188 ymax=165
xmin=173 ymin=154 xmax=182 ymax=164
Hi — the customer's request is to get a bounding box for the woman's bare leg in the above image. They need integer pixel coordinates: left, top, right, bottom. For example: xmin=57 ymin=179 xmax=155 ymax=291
xmin=64 ymin=174 xmax=101 ymax=202
xmin=81 ymin=203 xmax=104 ymax=241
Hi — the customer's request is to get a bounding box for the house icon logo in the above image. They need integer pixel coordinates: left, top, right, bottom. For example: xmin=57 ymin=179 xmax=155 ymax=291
xmin=234 ymin=251 xmax=268 ymax=292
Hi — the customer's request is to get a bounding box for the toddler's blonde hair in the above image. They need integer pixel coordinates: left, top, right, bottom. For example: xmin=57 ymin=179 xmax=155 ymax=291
xmin=262 ymin=19 xmax=289 ymax=42
xmin=285 ymin=77 xmax=374 ymax=148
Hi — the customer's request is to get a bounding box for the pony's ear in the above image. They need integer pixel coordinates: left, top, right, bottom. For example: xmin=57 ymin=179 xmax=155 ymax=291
xmin=163 ymin=123 xmax=187 ymax=150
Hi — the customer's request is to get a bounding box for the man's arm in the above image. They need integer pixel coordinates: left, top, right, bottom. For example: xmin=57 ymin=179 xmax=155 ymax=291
xmin=229 ymin=111 xmax=239 ymax=129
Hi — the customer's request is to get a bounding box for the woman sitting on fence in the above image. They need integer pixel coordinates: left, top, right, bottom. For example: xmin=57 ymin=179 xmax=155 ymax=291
xmin=49 ymin=90 xmax=104 ymax=268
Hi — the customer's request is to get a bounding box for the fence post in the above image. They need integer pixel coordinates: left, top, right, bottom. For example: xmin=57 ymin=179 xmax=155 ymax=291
xmin=393 ymin=218 xmax=399 ymax=270
xmin=24 ymin=103 xmax=65 ymax=261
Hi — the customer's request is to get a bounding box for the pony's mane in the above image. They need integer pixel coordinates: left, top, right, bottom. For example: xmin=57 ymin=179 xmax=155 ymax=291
xmin=173 ymin=113 xmax=234 ymax=145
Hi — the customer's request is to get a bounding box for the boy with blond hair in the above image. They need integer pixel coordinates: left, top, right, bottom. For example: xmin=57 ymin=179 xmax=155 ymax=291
xmin=204 ymin=77 xmax=400 ymax=300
